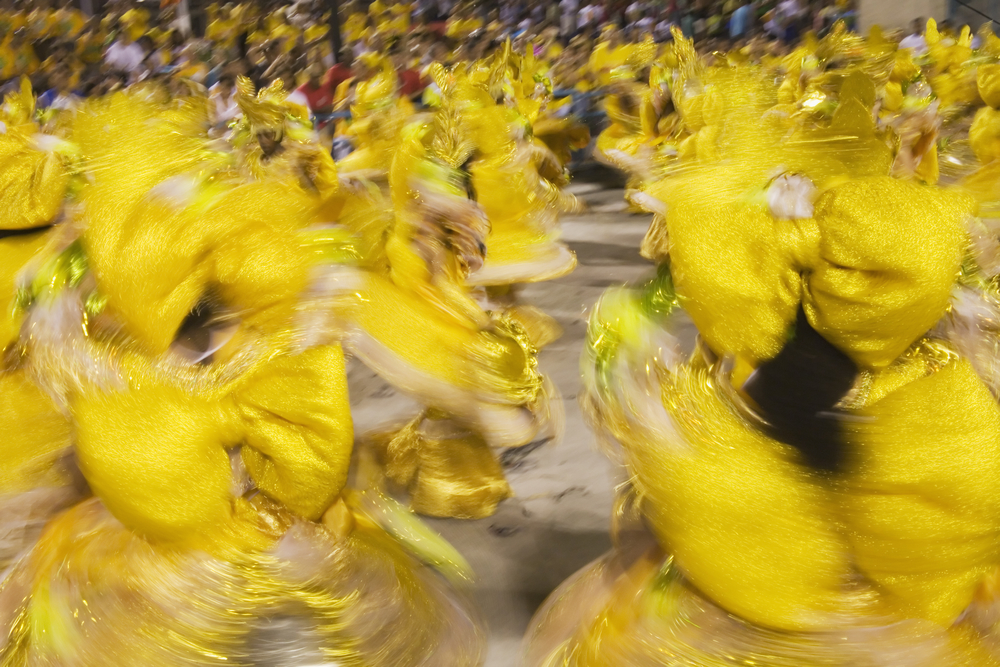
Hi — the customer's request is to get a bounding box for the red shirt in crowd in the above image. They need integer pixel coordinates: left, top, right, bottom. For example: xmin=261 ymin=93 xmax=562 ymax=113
xmin=297 ymin=80 xmax=334 ymax=113
xmin=398 ymin=69 xmax=425 ymax=97
xmin=326 ymin=63 xmax=353 ymax=95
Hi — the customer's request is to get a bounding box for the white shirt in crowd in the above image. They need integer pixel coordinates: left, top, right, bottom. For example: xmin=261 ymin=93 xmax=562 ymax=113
xmin=559 ymin=0 xmax=579 ymax=34
xmin=105 ymin=39 xmax=146 ymax=73
xmin=626 ymin=1 xmax=646 ymax=21
xmin=654 ymin=18 xmax=673 ymax=40
xmin=209 ymin=84 xmax=239 ymax=126
xmin=578 ymin=3 xmax=601 ymax=30
xmin=899 ymin=32 xmax=928 ymax=55
xmin=777 ymin=0 xmax=803 ymax=21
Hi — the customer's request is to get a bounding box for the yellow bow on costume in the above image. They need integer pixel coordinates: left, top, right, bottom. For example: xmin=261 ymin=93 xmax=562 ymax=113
xmin=74 ymin=92 xmax=326 ymax=357
xmin=970 ymin=64 xmax=1000 ymax=165
xmin=646 ymin=69 xmax=968 ymax=370
xmin=0 ymin=79 xmax=69 ymax=230
xmin=71 ymin=343 xmax=352 ymax=555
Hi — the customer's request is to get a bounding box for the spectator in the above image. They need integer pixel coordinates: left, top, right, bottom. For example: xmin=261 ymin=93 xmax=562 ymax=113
xmin=104 ymin=30 xmax=146 ymax=75
xmin=560 ymin=0 xmax=580 ymax=38
xmin=899 ymin=18 xmax=928 ymax=55
xmin=297 ymin=63 xmax=334 ymax=113
xmin=209 ymin=73 xmax=239 ymax=129
xmin=730 ymin=0 xmax=753 ymax=39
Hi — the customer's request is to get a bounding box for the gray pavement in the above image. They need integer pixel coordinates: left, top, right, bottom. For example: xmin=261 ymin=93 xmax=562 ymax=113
xmin=347 ymin=178 xmax=655 ymax=667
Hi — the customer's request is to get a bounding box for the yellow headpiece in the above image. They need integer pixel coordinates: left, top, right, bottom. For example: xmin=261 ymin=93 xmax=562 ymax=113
xmin=235 ymin=76 xmax=289 ymax=134
xmin=431 ymin=82 xmax=476 ymax=169
xmin=2 ymin=78 xmax=36 ymax=129
xmin=353 ymin=55 xmax=398 ymax=113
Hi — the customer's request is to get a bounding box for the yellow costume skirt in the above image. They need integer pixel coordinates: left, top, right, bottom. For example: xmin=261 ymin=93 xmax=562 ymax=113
xmin=467 ymin=223 xmax=577 ymax=287
xmin=468 ymin=161 xmax=577 ymax=287
xmin=347 ymin=273 xmax=562 ymax=450
xmin=0 ymin=495 xmax=483 ymax=667
xmin=523 ymin=544 xmax=1000 ymax=667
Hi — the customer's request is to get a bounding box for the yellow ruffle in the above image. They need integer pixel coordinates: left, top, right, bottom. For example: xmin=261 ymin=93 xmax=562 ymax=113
xmin=353 ymin=272 xmax=537 ymax=397
xmin=844 ymin=356 xmax=1000 ymax=625
xmin=1 ymin=496 xmax=483 ymax=666
xmin=971 ymin=106 xmax=1000 ymax=166
xmin=628 ymin=362 xmax=848 ymax=631
xmin=0 ymin=132 xmax=67 ymax=231
xmin=365 ymin=414 xmax=512 ymax=519
xmin=526 ymin=546 xmax=1000 ymax=667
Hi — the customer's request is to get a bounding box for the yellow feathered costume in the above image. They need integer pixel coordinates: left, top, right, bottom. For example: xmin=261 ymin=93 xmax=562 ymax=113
xmin=525 ymin=62 xmax=1000 ymax=667
xmin=344 ymin=102 xmax=562 ymax=519
xmin=0 ymin=92 xmax=484 ymax=667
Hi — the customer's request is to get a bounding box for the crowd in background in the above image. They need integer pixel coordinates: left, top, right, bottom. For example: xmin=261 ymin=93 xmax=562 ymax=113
xmin=0 ymin=0 xmax=982 ymax=131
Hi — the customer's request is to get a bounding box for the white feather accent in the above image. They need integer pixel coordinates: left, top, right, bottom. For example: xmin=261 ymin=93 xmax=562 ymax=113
xmin=291 ymin=265 xmax=364 ymax=351
xmin=940 ymin=286 xmax=1000 ymax=395
xmin=21 ymin=289 xmax=127 ymax=409
xmin=30 ymin=133 xmax=62 ymax=154
xmin=600 ymin=148 xmax=653 ymax=180
xmin=147 ymin=175 xmax=201 ymax=209
xmin=466 ymin=244 xmax=576 ymax=286
xmin=767 ymin=173 xmax=816 ymax=220
xmin=967 ymin=215 xmax=1000 ymax=278
xmin=581 ymin=288 xmax=686 ymax=455
xmin=627 ymin=189 xmax=667 ymax=217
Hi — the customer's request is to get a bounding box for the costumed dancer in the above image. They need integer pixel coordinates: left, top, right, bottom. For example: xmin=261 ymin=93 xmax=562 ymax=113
xmin=455 ymin=43 xmax=584 ymax=349
xmin=524 ymin=34 xmax=1000 ymax=667
xmin=0 ymin=79 xmax=79 ymax=576
xmin=344 ymin=85 xmax=563 ymax=520
xmin=0 ymin=88 xmax=484 ymax=667
xmin=593 ymin=35 xmax=684 ymax=209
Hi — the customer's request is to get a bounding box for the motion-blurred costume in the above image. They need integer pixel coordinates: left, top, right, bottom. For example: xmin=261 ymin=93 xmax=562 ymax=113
xmin=337 ymin=54 xmax=416 ymax=177
xmin=0 ymin=80 xmax=77 ymax=576
xmin=227 ymin=75 xmax=355 ymax=229
xmin=454 ymin=44 xmax=584 ymax=349
xmin=524 ymin=40 xmax=1000 ymax=666
xmin=0 ymin=88 xmax=483 ymax=667
xmin=593 ymin=35 xmax=684 ymax=208
xmin=344 ymin=91 xmax=563 ymax=520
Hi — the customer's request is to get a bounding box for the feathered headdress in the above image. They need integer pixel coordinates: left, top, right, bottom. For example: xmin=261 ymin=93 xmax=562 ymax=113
xmin=429 ymin=67 xmax=476 ymax=169
xmin=234 ymin=75 xmax=289 ymax=134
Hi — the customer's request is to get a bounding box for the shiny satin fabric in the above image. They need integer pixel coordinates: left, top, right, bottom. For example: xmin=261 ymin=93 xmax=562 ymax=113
xmin=655 ymin=172 xmax=967 ymax=369
xmin=971 ymin=66 xmax=1000 ymax=172
xmin=0 ymin=89 xmax=485 ymax=666
xmin=645 ymin=67 xmax=969 ymax=370
xmin=0 ymin=80 xmax=69 ymax=231
xmin=844 ymin=356 xmax=1000 ymax=625
xmin=0 ymin=229 xmax=51 ymax=348
xmin=451 ymin=68 xmax=579 ymax=285
xmin=71 ymin=345 xmax=352 ymax=553
xmin=526 ymin=546 xmax=1000 ymax=667
xmin=528 ymin=60 xmax=1000 ymax=665
xmin=539 ymin=340 xmax=1000 ymax=664
xmin=0 ymin=133 xmax=68 ymax=231
xmin=74 ymin=94 xmax=322 ymax=357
